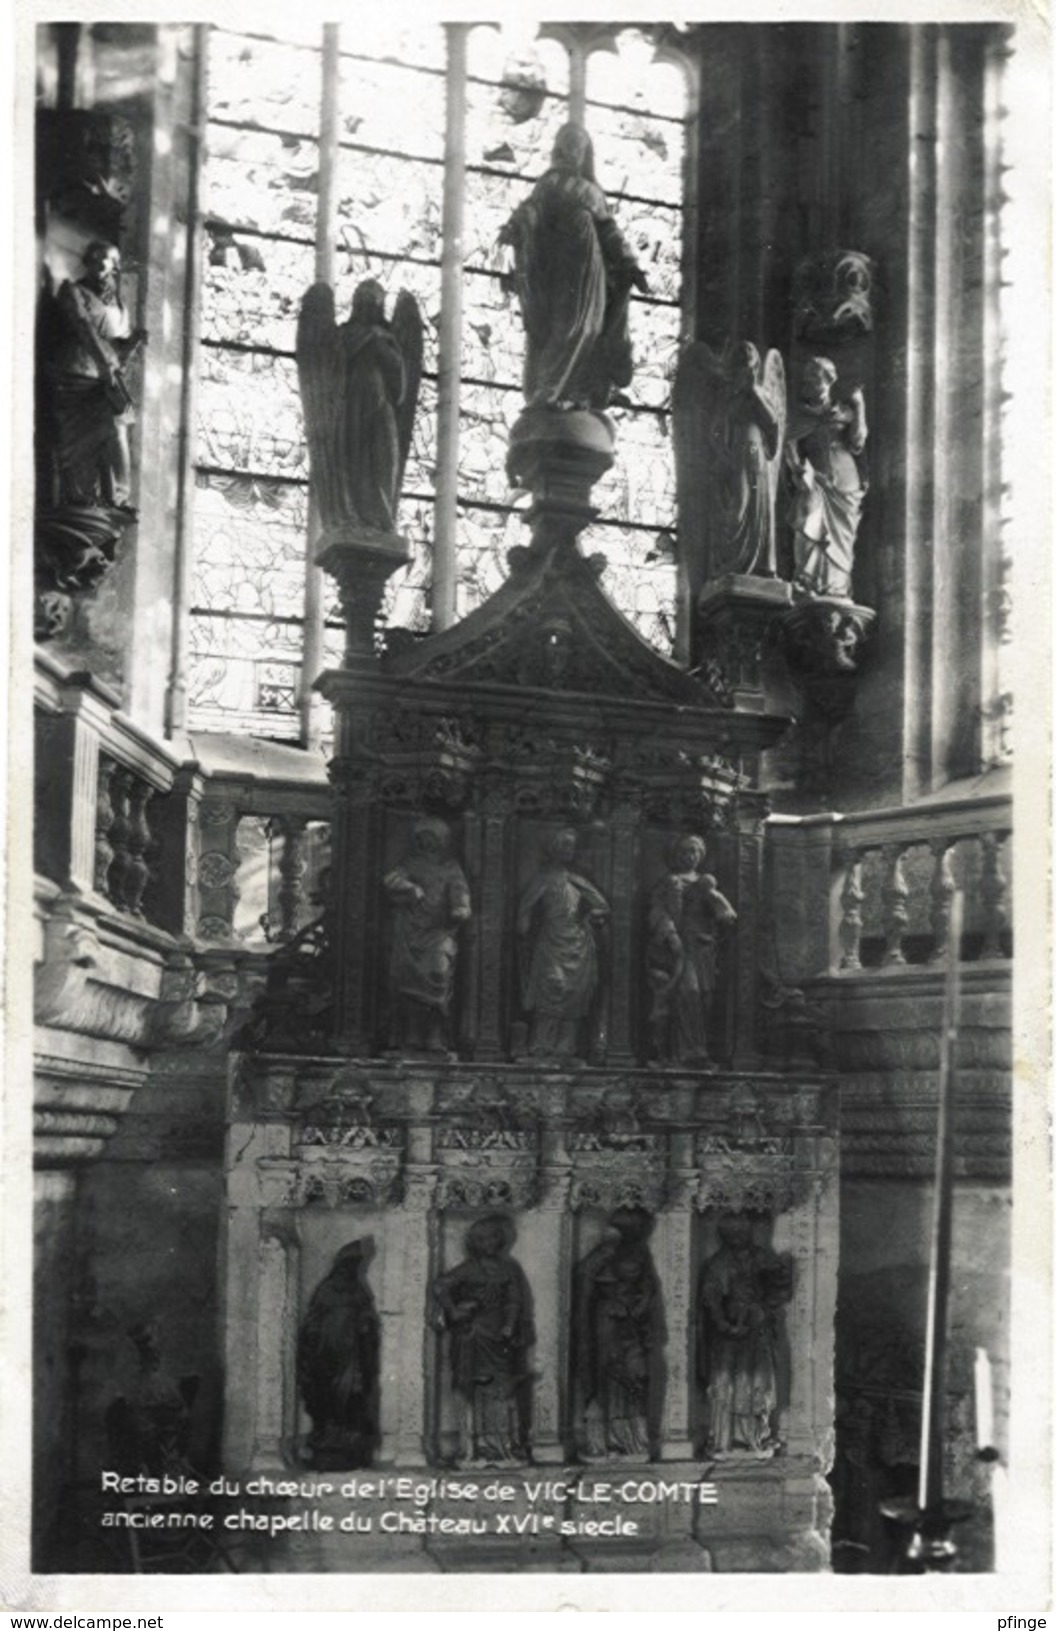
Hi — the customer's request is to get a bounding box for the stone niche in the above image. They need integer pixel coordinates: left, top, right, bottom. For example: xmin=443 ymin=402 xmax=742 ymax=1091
xmin=221 ymin=1059 xmax=838 ymax=1573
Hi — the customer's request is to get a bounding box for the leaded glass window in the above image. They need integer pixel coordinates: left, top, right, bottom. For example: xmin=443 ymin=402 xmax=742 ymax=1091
xmin=189 ymin=22 xmax=691 ymax=738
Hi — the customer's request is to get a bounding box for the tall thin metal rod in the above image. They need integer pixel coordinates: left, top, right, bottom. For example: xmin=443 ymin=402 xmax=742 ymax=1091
xmin=918 ymin=889 xmax=963 ymax=1512
xmin=432 ymin=23 xmax=468 ymax=632
xmin=299 ymin=24 xmax=340 ymax=746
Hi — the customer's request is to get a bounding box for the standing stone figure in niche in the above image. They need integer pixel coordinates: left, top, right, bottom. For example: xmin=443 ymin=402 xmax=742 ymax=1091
xmin=518 ymin=827 xmax=609 ymax=1061
xmin=697 ymin=1217 xmax=793 ymax=1459
xmin=296 ymin=278 xmax=423 ymax=535
xmin=785 ymin=356 xmax=868 ymax=600
xmin=574 ymin=1207 xmax=666 ymax=1461
xmin=646 ymin=834 xmax=737 ymax=1066
xmin=44 ymin=241 xmax=146 ymax=511
xmin=296 ymin=1239 xmax=381 ymax=1470
xmin=671 ymin=340 xmax=786 ymax=582
xmin=433 ymin=1215 xmax=535 ymax=1467
xmin=499 ymin=122 xmax=649 ymax=410
xmin=383 ymin=817 xmax=471 ymax=1055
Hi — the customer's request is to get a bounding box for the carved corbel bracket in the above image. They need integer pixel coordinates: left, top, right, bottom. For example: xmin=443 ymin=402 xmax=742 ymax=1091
xmin=34 ymin=899 xmax=102 ymax=1025
xmin=150 ymin=947 xmax=238 ymax=1048
xmin=778 ymin=598 xmax=876 ymax=702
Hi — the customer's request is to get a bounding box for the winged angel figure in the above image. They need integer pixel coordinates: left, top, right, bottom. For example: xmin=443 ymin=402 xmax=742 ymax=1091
xmin=296 ymin=279 xmax=423 ymax=536
xmin=672 ymin=341 xmax=786 ymax=596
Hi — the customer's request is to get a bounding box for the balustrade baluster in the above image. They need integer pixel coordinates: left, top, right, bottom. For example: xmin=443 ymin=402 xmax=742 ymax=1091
xmin=837 ymin=847 xmax=865 ymax=971
xmin=123 ymin=777 xmax=154 ymax=917
xmin=276 ymin=816 xmax=309 ymax=941
xmin=105 ymin=768 xmax=132 ymax=908
xmin=928 ymin=838 xmax=956 ymax=963
xmin=881 ymin=843 xmax=910 ymax=965
xmin=94 ymin=756 xmax=116 ymax=895
xmin=979 ymin=830 xmax=1010 ymax=958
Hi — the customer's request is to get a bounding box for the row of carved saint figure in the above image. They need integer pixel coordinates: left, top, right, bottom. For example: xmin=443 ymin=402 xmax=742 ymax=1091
xmin=298 ymin=1209 xmax=792 ymax=1472
xmin=384 ymin=821 xmax=736 ymax=1065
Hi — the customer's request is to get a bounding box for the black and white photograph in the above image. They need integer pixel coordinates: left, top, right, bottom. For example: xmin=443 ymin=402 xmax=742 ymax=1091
xmin=6 ymin=0 xmax=1050 ymax=1611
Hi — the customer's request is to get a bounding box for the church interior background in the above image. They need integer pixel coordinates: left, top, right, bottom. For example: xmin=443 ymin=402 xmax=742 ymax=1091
xmin=25 ymin=15 xmax=1034 ymax=1580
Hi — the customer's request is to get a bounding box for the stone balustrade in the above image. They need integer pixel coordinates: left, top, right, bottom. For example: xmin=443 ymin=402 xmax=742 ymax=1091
xmin=183 ymin=759 xmax=331 ymax=949
xmin=767 ymin=788 xmax=1012 ymax=982
xmin=35 ymin=653 xmax=182 ymax=932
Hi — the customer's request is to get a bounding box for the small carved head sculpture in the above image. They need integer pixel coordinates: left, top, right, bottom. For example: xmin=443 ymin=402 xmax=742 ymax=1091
xmin=668 ymin=832 xmax=706 ymax=874
xmin=411 ymin=815 xmax=450 ymax=857
xmin=832 ymin=251 xmax=874 ymax=330
xmin=550 ymin=122 xmax=595 ymax=181
xmin=800 ymin=355 xmax=838 ymax=408
xmin=499 ymin=50 xmax=548 ymax=123
xmin=466 ymin=1213 xmax=513 ymax=1260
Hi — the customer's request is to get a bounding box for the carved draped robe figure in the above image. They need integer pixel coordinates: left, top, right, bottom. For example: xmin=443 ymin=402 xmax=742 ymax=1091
xmin=499 ymin=122 xmax=649 ymax=410
xmin=646 ymin=834 xmax=737 ymax=1065
xmin=384 ymin=818 xmax=471 ymax=1054
xmin=296 ymin=278 xmax=422 ymax=535
xmin=297 ymin=1240 xmax=381 ymax=1469
xmin=574 ymin=1208 xmax=665 ymax=1460
xmin=785 ymin=356 xmax=868 ymax=600
xmin=697 ymin=1218 xmax=793 ymax=1459
xmin=433 ymin=1216 xmax=535 ymax=1466
xmin=517 ymin=827 xmax=609 ymax=1060
xmin=45 ymin=241 xmax=145 ymax=510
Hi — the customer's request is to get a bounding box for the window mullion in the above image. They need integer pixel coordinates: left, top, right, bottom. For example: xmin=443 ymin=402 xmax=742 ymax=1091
xmin=432 ymin=22 xmax=469 ymax=633
xmin=299 ymin=22 xmax=340 ymax=749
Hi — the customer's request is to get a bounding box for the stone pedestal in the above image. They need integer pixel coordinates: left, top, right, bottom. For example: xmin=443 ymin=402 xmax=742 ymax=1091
xmin=317 ymin=527 xmax=410 ymax=660
xmin=697 ymin=574 xmax=793 ymax=707
xmin=506 ymin=407 xmax=614 ymax=553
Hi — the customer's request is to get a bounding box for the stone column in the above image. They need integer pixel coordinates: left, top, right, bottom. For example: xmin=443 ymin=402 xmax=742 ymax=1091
xmin=731 ymin=802 xmax=766 ymax=1067
xmin=254 ymin=1224 xmax=298 ymax=1469
xmin=221 ymin=1107 xmax=295 ymax=1472
xmin=607 ymin=787 xmax=643 ymax=1067
xmin=653 ymin=1149 xmax=697 ymax=1461
xmin=775 ymin=1128 xmax=839 ymax=1465
xmin=148 ymin=763 xmax=204 ymax=937
xmin=531 ymin=1081 xmax=572 ymax=1463
xmin=473 ymin=778 xmax=512 ymax=1062
xmin=384 ymin=1090 xmax=437 ymax=1465
xmin=195 ymin=777 xmax=254 ymax=943
xmin=328 ymin=757 xmax=381 ymax=1054
xmin=36 ymin=674 xmax=118 ymax=896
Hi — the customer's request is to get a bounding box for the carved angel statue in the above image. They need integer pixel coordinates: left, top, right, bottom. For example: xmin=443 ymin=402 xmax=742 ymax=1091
xmin=296 ymin=279 xmax=422 ymax=536
xmin=672 ymin=339 xmax=786 ymax=595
